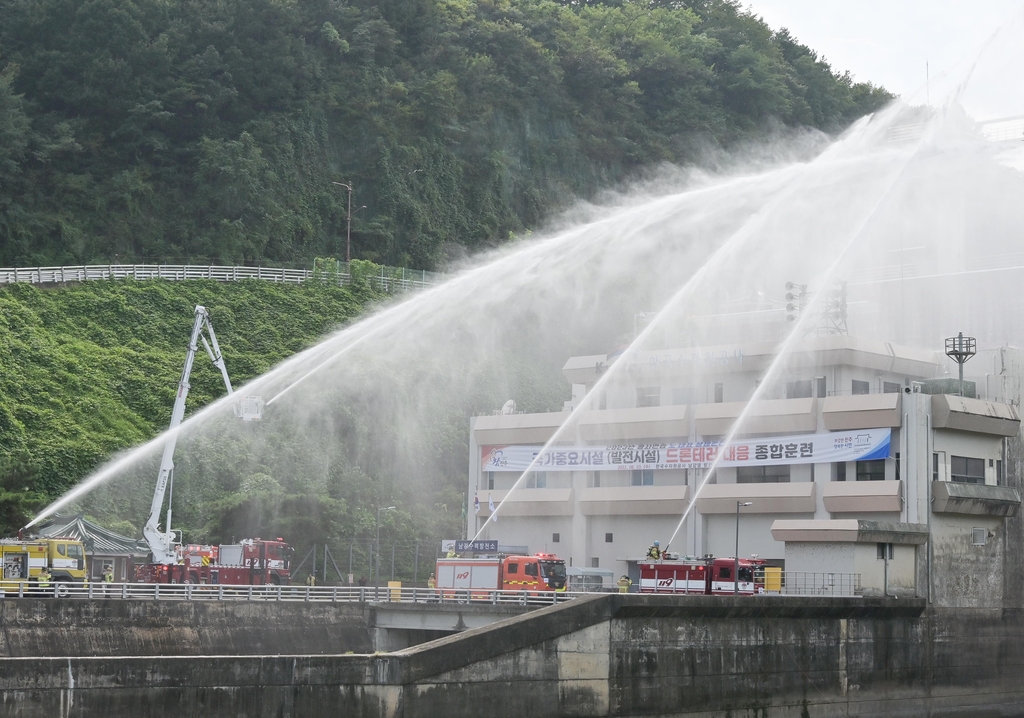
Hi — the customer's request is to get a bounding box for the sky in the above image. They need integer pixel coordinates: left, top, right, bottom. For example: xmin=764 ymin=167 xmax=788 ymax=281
xmin=745 ymin=0 xmax=1024 ymax=120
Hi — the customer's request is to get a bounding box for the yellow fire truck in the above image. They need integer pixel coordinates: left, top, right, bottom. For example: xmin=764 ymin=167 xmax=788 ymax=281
xmin=0 ymin=538 xmax=88 ymax=595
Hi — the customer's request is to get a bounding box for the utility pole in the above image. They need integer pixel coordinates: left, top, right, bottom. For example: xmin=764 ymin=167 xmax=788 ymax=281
xmin=734 ymin=501 xmax=752 ymax=594
xmin=331 ymin=181 xmax=354 ymax=264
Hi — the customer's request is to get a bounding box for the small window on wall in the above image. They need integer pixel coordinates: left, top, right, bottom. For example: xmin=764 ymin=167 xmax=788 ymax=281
xmin=852 ymin=380 xmax=870 ymax=395
xmin=997 ymin=460 xmax=1004 ymax=486
xmin=631 ymin=469 xmax=654 ymax=486
xmin=835 ymin=462 xmax=846 ymax=482
xmin=856 ymin=460 xmax=885 ymax=481
xmin=552 ymin=533 xmax=560 ymax=543
xmin=786 ymin=380 xmax=812 ymax=399
xmin=714 ymin=383 xmax=724 ymax=403
xmin=933 ymin=453 xmax=939 ymax=482
xmin=592 ymin=471 xmax=601 ymax=488
xmin=591 ymin=558 xmax=600 ymax=568
xmin=951 ymin=456 xmax=985 ymax=484
xmin=876 ymin=543 xmax=894 ymax=560
xmin=883 ymin=382 xmax=901 ymax=394
xmin=737 ymin=465 xmax=791 ymax=483
xmin=637 ymin=387 xmax=661 ymax=408
xmin=487 ymin=472 xmax=495 ymax=490
xmin=972 ymin=528 xmax=987 ymax=546
xmin=895 ymin=453 xmax=901 ymax=482
xmin=605 ymin=533 xmax=614 ymax=543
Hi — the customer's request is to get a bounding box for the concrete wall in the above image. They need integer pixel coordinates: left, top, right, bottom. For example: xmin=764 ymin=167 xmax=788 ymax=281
xmin=0 ymin=599 xmax=375 ymax=657
xmin=5 ymin=594 xmax=1024 ymax=718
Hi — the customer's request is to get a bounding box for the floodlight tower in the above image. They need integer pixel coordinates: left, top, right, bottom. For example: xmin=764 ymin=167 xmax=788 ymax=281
xmin=785 ymin=282 xmax=807 ymax=322
xmin=945 ymin=332 xmax=977 ymax=397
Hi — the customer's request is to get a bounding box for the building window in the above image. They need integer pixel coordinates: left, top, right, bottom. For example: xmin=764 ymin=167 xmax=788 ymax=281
xmin=714 ymin=383 xmax=724 ymax=403
xmin=637 ymin=387 xmax=661 ymax=407
xmin=630 ymin=469 xmax=654 ymax=486
xmin=997 ymin=460 xmax=1004 ymax=486
xmin=605 ymin=533 xmax=613 ymax=543
xmin=737 ymin=465 xmax=791 ymax=483
xmin=673 ymin=387 xmax=697 ymax=405
xmin=951 ymin=456 xmax=985 ymax=485
xmin=856 ymin=460 xmax=886 ymax=481
xmin=852 ymin=380 xmax=870 ymax=395
xmin=591 ymin=558 xmax=600 ymax=568
xmin=876 ymin=543 xmax=893 ymax=560
xmin=526 ymin=472 xmax=547 ymax=488
xmin=552 ymin=533 xmax=560 ymax=543
xmin=592 ymin=471 xmax=601 ymax=488
xmin=487 ymin=472 xmax=495 ymax=490
xmin=815 ymin=376 xmax=827 ymax=398
xmin=599 ymin=391 xmax=607 ymax=410
xmin=835 ymin=462 xmax=846 ymax=481
xmin=933 ymin=453 xmax=939 ymax=482
xmin=883 ymin=381 xmax=901 ymax=394
xmin=972 ymin=528 xmax=987 ymax=546
xmin=895 ymin=453 xmax=901 ymax=482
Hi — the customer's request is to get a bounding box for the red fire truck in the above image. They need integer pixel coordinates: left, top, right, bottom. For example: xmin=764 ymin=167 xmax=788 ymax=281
xmin=436 ymin=552 xmax=567 ymax=599
xmin=135 ymin=538 xmax=292 ymax=585
xmin=639 ymin=556 xmax=766 ymax=595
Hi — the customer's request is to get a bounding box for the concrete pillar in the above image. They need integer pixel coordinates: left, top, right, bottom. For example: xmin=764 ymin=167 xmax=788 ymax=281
xmin=813 ymin=462 xmax=830 ymax=520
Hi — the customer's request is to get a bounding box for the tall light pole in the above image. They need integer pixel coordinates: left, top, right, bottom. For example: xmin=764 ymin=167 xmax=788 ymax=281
xmin=735 ymin=501 xmax=752 ymax=594
xmin=331 ymin=181 xmax=354 ymax=264
xmin=375 ymin=505 xmax=396 ymax=593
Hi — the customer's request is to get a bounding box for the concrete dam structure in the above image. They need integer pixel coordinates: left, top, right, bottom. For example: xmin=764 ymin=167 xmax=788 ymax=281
xmin=2 ymin=593 xmax=1023 ymax=717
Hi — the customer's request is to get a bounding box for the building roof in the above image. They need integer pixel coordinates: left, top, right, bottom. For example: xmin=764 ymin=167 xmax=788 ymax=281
xmin=34 ymin=515 xmax=149 ymax=556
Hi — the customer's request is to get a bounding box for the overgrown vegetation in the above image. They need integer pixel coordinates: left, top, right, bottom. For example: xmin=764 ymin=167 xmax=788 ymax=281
xmin=0 ymin=0 xmax=891 ymax=270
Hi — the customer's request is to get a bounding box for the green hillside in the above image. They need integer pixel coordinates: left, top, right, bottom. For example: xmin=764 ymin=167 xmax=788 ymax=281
xmin=0 ymin=277 xmax=381 ymax=531
xmin=0 ymin=0 xmax=891 ymax=270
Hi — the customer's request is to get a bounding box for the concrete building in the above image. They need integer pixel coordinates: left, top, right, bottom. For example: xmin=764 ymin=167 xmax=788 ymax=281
xmin=467 ymin=336 xmax=1022 ymax=601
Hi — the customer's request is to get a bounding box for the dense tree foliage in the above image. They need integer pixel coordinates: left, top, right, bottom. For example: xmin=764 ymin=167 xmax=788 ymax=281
xmin=0 ymin=0 xmax=891 ymax=270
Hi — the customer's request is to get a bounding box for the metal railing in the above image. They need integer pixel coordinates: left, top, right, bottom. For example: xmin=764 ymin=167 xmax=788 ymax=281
xmin=0 ymin=581 xmax=584 ymax=605
xmin=763 ymin=571 xmax=862 ymax=597
xmin=0 ymin=263 xmax=442 ymax=293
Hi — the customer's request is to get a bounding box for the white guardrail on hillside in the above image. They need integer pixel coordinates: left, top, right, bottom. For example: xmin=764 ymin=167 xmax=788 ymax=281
xmin=0 ymin=264 xmax=442 ymax=293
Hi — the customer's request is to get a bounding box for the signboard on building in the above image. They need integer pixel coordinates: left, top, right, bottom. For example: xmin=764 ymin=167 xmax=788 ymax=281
xmin=455 ymin=540 xmax=498 ymax=553
xmin=481 ymin=428 xmax=890 ymax=472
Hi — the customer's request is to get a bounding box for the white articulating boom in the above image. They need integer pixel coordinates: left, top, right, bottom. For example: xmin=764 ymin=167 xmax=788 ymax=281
xmin=143 ymin=305 xmax=234 ymax=565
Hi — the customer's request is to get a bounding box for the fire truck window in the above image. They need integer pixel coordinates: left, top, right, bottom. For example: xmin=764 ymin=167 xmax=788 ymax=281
xmin=56 ymin=544 xmax=66 ymax=556
xmin=719 ymin=567 xmax=731 ymax=579
xmin=525 ymin=563 xmax=538 ymax=577
xmin=507 ymin=563 xmax=519 ymax=574
xmin=739 ymin=568 xmax=753 ymax=582
xmin=68 ymin=544 xmax=83 ymax=559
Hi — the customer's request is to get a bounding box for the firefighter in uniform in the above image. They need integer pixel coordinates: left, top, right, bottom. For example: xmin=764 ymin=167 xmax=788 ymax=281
xmin=617 ymin=575 xmax=633 ymax=593
xmin=37 ymin=568 xmax=52 ymax=596
xmin=646 ymin=541 xmax=662 ymax=560
xmin=446 ymin=546 xmax=457 ymax=559
xmin=305 ymin=573 xmax=316 ymax=587
xmin=427 ymin=573 xmax=436 ymax=590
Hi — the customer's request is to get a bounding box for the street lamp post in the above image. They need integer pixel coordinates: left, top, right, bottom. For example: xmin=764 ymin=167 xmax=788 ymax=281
xmin=375 ymin=505 xmax=396 ymax=597
xmin=735 ymin=501 xmax=752 ymax=594
xmin=331 ymin=181 xmax=354 ymax=264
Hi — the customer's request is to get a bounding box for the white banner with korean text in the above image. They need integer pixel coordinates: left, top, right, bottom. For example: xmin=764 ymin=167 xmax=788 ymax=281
xmin=481 ymin=428 xmax=891 ymax=473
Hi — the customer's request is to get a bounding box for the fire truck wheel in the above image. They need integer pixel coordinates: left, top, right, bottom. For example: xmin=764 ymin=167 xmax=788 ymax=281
xmin=55 ymin=583 xmax=70 ymax=598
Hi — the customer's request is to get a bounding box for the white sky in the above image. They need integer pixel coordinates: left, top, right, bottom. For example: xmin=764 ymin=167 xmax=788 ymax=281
xmin=744 ymin=0 xmax=1024 ymax=119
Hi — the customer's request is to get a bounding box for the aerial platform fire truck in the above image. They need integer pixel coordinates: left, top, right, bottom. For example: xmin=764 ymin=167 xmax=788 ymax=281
xmin=639 ymin=555 xmax=767 ymax=595
xmin=132 ymin=305 xmax=292 ymax=585
xmin=436 ymin=551 xmax=567 ymax=599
